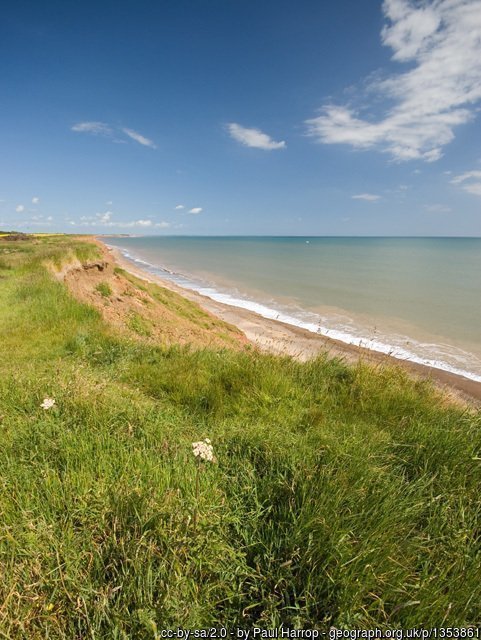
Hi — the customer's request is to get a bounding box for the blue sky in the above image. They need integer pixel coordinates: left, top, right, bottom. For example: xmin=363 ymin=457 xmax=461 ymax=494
xmin=1 ymin=0 xmax=481 ymax=236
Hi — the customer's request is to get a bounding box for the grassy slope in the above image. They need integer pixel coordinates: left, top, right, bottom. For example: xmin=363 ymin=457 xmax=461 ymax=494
xmin=65 ymin=259 xmax=246 ymax=349
xmin=0 ymin=236 xmax=480 ymax=637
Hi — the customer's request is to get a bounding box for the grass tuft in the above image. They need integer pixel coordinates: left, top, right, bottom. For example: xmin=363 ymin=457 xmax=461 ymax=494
xmin=95 ymin=281 xmax=112 ymax=298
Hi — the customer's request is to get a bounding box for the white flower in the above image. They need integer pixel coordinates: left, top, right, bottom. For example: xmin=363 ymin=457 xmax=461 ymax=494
xmin=192 ymin=439 xmax=215 ymax=463
xmin=41 ymin=397 xmax=55 ymax=410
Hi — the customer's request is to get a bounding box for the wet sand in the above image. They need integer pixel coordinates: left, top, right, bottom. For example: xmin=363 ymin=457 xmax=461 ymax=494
xmin=98 ymin=239 xmax=481 ymax=407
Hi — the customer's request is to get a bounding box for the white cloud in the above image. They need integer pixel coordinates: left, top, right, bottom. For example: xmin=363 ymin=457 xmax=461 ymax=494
xmin=464 ymin=183 xmax=481 ymax=196
xmin=175 ymin=204 xmax=184 ymax=210
xmin=16 ymin=205 xmax=25 ymax=213
xmin=72 ymin=121 xmax=112 ymax=135
xmin=381 ymin=0 xmax=442 ymax=61
xmin=105 ymin=219 xmax=153 ymax=228
xmin=73 ymin=216 xmax=157 ymax=228
xmin=47 ymin=216 xmax=53 ymax=221
xmin=188 ymin=207 xmax=203 ymax=214
xmin=106 ymin=200 xmax=113 ymax=205
xmin=32 ymin=196 xmax=39 ymax=205
xmin=227 ymin=123 xmax=286 ymax=150
xmin=462 ymin=183 xmax=481 ymax=196
xmin=451 ymin=170 xmax=481 ymax=196
xmin=306 ymin=0 xmax=481 ymax=162
xmin=69 ymin=207 xmax=167 ymax=230
xmin=352 ymin=193 xmax=381 ymax=201
xmin=71 ymin=122 xmax=156 ymax=149
xmin=122 ymin=128 xmax=157 ymax=149
xmin=450 ymin=170 xmax=481 ymax=185
xmin=96 ymin=210 xmax=112 ymax=224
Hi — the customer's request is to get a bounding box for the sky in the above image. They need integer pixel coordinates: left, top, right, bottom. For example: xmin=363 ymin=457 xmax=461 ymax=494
xmin=1 ymin=0 xmax=481 ymax=236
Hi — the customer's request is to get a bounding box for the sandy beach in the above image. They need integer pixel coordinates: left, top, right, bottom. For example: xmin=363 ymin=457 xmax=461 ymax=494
xmin=96 ymin=238 xmax=481 ymax=406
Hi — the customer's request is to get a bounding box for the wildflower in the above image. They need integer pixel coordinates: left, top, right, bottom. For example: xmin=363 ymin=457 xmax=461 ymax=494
xmin=192 ymin=438 xmax=215 ymax=463
xmin=41 ymin=397 xmax=55 ymax=410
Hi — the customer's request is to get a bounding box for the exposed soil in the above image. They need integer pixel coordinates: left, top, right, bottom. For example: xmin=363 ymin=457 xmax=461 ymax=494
xmin=55 ymin=242 xmax=247 ymax=351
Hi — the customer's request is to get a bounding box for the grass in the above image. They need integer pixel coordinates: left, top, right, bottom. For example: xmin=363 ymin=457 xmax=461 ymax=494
xmin=95 ymin=282 xmax=113 ymax=298
xmin=128 ymin=311 xmax=152 ymax=337
xmin=0 ymin=235 xmax=480 ymax=637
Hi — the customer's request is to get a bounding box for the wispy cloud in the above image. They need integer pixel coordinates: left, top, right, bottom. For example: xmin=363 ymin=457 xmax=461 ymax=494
xmin=16 ymin=204 xmax=25 ymax=213
xmin=71 ymin=122 xmax=156 ymax=148
xmin=451 ymin=170 xmax=481 ymax=196
xmin=175 ymin=204 xmax=184 ymax=210
xmin=72 ymin=212 xmax=170 ymax=229
xmin=352 ymin=193 xmax=381 ymax=201
xmin=32 ymin=196 xmax=39 ymax=205
xmin=460 ymin=184 xmax=481 ymax=196
xmin=227 ymin=123 xmax=286 ymax=150
xmin=72 ymin=121 xmax=112 ymax=135
xmin=116 ymin=219 xmax=170 ymax=229
xmin=188 ymin=207 xmax=203 ymax=214
xmin=121 ymin=127 xmax=157 ymax=149
xmin=450 ymin=170 xmax=481 ymax=184
xmin=306 ymin=0 xmax=481 ymax=162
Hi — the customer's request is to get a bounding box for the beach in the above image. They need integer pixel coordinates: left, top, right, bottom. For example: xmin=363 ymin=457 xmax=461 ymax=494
xmin=97 ymin=238 xmax=481 ymax=406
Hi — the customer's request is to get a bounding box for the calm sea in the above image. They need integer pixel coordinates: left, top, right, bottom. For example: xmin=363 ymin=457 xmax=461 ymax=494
xmin=105 ymin=236 xmax=481 ymax=381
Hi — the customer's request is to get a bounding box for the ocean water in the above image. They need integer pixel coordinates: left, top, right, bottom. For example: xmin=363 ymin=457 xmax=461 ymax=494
xmin=105 ymin=236 xmax=481 ymax=381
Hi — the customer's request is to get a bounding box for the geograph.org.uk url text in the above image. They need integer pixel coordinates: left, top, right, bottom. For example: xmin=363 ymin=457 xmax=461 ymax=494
xmin=158 ymin=628 xmax=480 ymax=640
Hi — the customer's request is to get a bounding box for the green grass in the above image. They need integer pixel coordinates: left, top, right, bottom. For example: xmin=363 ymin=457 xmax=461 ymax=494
xmin=128 ymin=311 xmax=152 ymax=337
xmin=95 ymin=281 xmax=113 ymax=298
xmin=0 ymin=235 xmax=480 ymax=637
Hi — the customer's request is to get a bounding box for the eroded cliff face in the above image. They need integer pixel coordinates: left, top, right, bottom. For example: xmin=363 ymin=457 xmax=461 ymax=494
xmin=55 ymin=242 xmax=247 ymax=350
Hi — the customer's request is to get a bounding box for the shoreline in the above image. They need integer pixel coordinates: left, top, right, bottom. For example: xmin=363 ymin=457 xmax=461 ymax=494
xmin=97 ymin=238 xmax=481 ymax=406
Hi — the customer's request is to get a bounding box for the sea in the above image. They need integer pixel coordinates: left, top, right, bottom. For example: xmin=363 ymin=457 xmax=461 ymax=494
xmin=104 ymin=236 xmax=481 ymax=382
